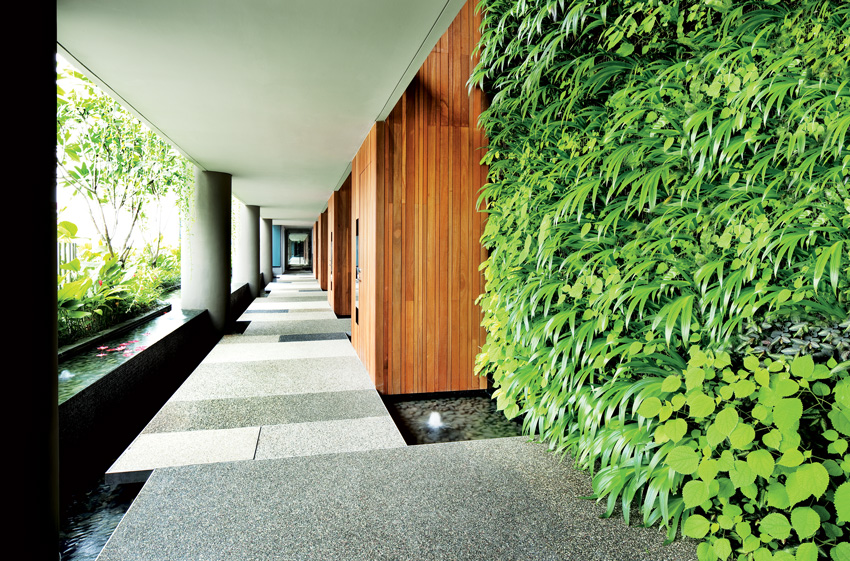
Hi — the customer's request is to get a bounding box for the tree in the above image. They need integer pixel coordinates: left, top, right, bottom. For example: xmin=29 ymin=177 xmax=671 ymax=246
xmin=56 ymin=60 xmax=191 ymax=266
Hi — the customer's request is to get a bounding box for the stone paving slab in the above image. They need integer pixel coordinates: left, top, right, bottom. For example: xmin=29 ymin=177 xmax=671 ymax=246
xmin=243 ymin=318 xmax=352 ymax=336
xmin=141 ymin=391 xmax=389 ymax=433
xmin=168 ymin=356 xmax=375 ymax=401
xmin=255 ymin=416 xmax=406 ymax=459
xmin=215 ymin=334 xmax=283 ymax=345
xmin=242 ymin=300 xmax=330 ymax=310
xmin=201 ymin=339 xmax=355 ymax=363
xmin=263 ymin=295 xmax=331 ymax=302
xmin=236 ymin=311 xmax=338 ymax=322
xmin=106 ymin=427 xmax=260 ymax=483
xmin=98 ymin=437 xmax=698 ymax=561
xmin=277 ymin=332 xmax=348 ymax=342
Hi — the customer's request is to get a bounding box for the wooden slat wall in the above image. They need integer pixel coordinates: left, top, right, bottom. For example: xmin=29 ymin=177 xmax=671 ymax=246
xmin=351 ymin=125 xmax=384 ymax=390
xmin=317 ymin=211 xmax=328 ymax=290
xmin=327 ymin=175 xmax=352 ymax=316
xmin=351 ymin=0 xmax=488 ymax=395
xmin=308 ymin=220 xmax=319 ymax=280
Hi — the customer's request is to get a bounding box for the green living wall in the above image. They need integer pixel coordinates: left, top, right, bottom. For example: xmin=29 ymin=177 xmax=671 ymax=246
xmin=472 ymin=0 xmax=850 ymax=559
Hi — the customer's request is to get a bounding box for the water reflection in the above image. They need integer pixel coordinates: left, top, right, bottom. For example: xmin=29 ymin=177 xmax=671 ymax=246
xmin=57 ymin=290 xmax=198 ymax=404
xmin=385 ymin=393 xmax=523 ymax=445
xmin=59 ymin=478 xmax=142 ymax=561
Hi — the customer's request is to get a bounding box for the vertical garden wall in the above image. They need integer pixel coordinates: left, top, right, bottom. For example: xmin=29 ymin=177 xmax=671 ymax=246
xmin=472 ymin=0 xmax=849 ymax=559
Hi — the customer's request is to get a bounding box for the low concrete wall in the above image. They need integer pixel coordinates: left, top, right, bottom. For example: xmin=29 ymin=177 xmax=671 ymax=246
xmin=58 ymin=310 xmax=218 ymax=503
xmin=229 ymin=282 xmax=253 ymax=322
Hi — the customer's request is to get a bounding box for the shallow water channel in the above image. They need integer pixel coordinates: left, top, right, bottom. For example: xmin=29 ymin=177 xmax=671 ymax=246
xmin=58 ymin=291 xmax=194 ymax=404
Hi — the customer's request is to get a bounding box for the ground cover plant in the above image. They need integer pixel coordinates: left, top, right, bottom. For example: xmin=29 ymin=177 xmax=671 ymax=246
xmin=57 ymin=220 xmax=181 ymax=347
xmin=471 ymin=0 xmax=850 ymax=558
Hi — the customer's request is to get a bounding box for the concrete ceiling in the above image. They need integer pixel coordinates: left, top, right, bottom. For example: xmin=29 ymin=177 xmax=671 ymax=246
xmin=57 ymin=0 xmax=467 ymax=226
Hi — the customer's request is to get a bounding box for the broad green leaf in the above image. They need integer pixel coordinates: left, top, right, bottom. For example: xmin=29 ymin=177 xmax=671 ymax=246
xmin=791 ymin=507 xmax=820 ymax=539
xmin=762 ymin=429 xmax=782 ymax=449
xmin=835 ymin=481 xmax=850 ymax=522
xmin=683 ymin=514 xmax=710 ymax=538
xmin=835 ymin=380 xmax=850 ymax=409
xmin=686 ymin=366 xmax=706 ymax=391
xmin=747 ymin=449 xmax=775 ymax=479
xmin=714 ymin=407 xmax=739 ymax=437
xmin=734 ymin=379 xmax=756 ymax=399
xmin=795 ymin=542 xmax=818 ymax=561
xmin=742 ymin=535 xmax=760 ymax=553
xmin=688 ymin=392 xmax=716 ymax=418
xmin=774 ymin=398 xmax=803 ymax=432
xmin=616 ymin=42 xmax=634 ymax=57
xmin=744 ymin=355 xmax=760 ymax=371
xmin=665 ymin=418 xmax=688 ymax=443
xmin=667 ymin=446 xmax=700 ymax=474
xmin=760 ymin=512 xmax=791 ymax=540
xmin=778 ymin=449 xmax=804 ymax=467
xmin=662 ymin=375 xmax=681 ymax=392
xmin=828 ymin=439 xmax=848 ymax=455
xmin=753 ymin=547 xmax=773 ymax=561
xmin=790 ymin=355 xmax=814 ymax=380
xmin=683 ymin=479 xmax=711 ymax=508
xmin=766 ymin=482 xmax=790 ymax=509
xmin=707 ymin=424 xmax=726 ymax=447
xmin=830 ymin=407 xmax=850 ymax=436
xmin=699 ymin=458 xmax=719 ymax=482
xmin=717 ymin=450 xmax=734 ymax=472
xmin=729 ymin=423 xmax=755 ymax=449
xmin=786 ymin=463 xmax=830 ymax=506
xmin=713 ymin=538 xmax=732 ymax=560
xmin=730 ymin=460 xmax=756 ymax=488
xmin=831 ymin=543 xmax=850 ymax=561
xmin=776 ymin=379 xmax=800 ymax=398
xmin=637 ymin=397 xmax=662 ymax=418
xmin=697 ymin=542 xmax=717 ymax=561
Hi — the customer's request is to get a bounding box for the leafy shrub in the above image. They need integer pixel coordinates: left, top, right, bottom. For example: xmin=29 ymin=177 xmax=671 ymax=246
xmin=57 ymin=222 xmax=181 ymax=346
xmin=638 ymin=348 xmax=849 ymax=560
xmin=471 ymin=0 xmax=850 ymax=558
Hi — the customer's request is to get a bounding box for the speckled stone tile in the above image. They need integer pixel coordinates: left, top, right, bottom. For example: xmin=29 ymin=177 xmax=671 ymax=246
xmin=169 ymin=356 xmax=374 ymax=401
xmin=277 ymin=332 xmax=348 ymax=342
xmin=142 ymin=391 xmax=389 ymax=433
xmin=255 ymin=416 xmax=406 ymax=459
xmin=244 ymin=300 xmax=330 ymax=310
xmin=235 ymin=311 xmax=337 ymax=322
xmin=98 ymin=437 xmax=698 ymax=561
xmin=201 ymin=339 xmax=355 ymax=363
xmin=106 ymin=427 xmax=260 ymax=483
xmin=216 ymin=334 xmax=282 ymax=345
xmin=263 ymin=295 xmax=329 ymax=302
xmin=243 ymin=318 xmax=352 ymax=336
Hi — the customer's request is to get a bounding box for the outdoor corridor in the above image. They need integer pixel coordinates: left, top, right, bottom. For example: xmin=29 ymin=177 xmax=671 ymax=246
xmin=96 ymin=273 xmax=698 ymax=561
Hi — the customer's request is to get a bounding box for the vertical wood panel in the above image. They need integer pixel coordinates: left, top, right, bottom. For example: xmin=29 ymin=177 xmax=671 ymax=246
xmin=327 ymin=175 xmax=352 ymax=317
xmin=316 ymin=211 xmax=328 ymax=291
xmin=352 ymin=0 xmax=488 ymax=395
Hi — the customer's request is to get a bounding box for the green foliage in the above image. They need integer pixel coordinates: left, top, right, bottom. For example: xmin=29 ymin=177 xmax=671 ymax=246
xmin=472 ymin=0 xmax=850 ymax=558
xmin=646 ymin=349 xmax=849 ymax=559
xmin=56 ymin=57 xmax=192 ymax=264
xmin=58 ymin=221 xmax=181 ymax=347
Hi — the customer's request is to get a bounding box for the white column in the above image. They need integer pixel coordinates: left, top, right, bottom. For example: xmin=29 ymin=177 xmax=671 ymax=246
xmin=181 ymin=168 xmax=232 ymax=332
xmin=233 ymin=202 xmax=260 ymax=297
xmin=260 ymin=217 xmax=273 ymax=286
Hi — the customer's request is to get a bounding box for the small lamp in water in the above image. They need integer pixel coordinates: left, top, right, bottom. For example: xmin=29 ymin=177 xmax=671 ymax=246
xmin=427 ymin=411 xmax=444 ymax=431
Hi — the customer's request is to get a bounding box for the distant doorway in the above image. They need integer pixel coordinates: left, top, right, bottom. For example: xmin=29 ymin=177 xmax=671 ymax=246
xmin=284 ymin=228 xmax=312 ymax=272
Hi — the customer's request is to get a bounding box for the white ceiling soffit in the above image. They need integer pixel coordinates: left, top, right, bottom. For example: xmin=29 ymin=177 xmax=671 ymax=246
xmin=57 ymin=0 xmax=468 ymax=225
